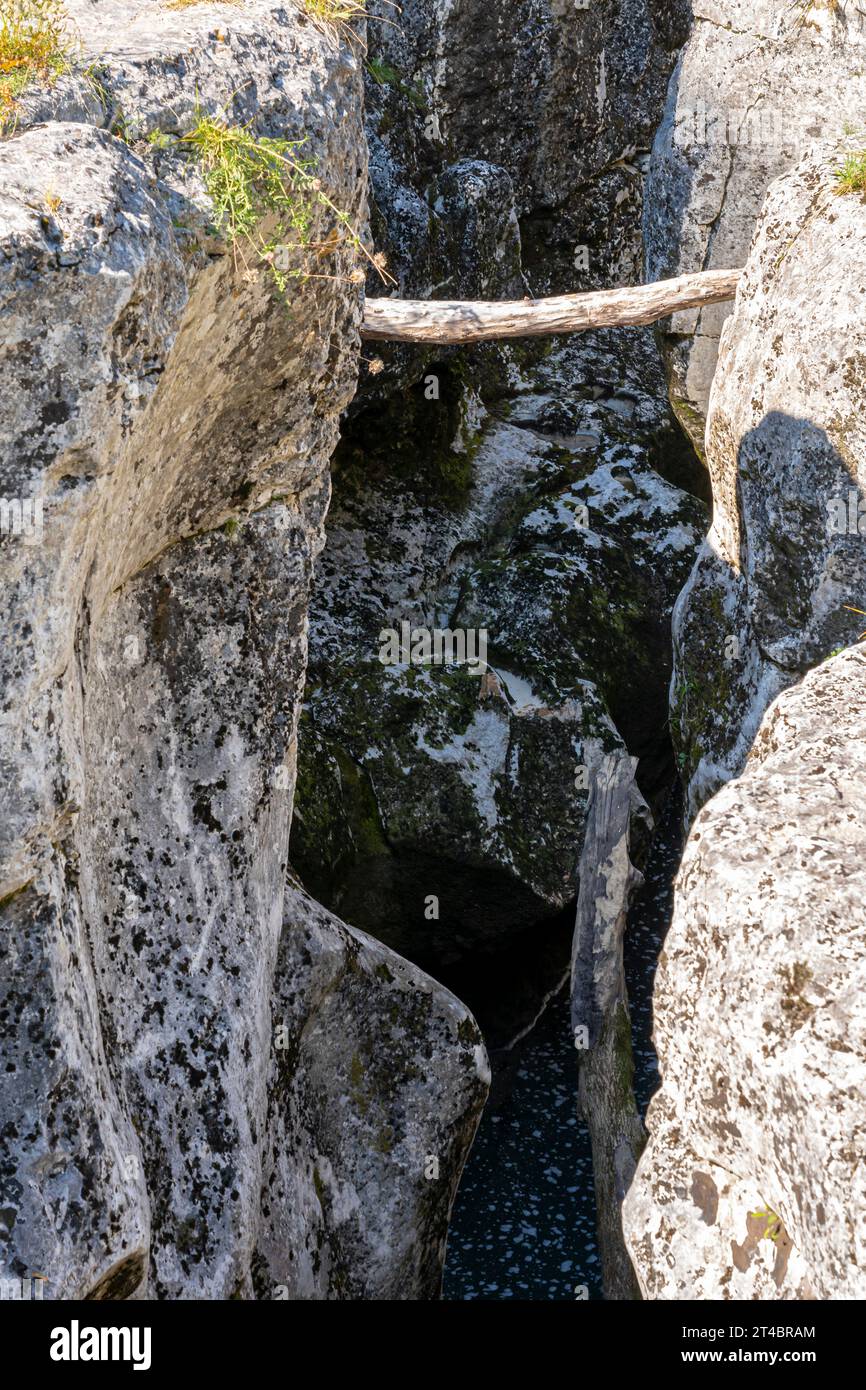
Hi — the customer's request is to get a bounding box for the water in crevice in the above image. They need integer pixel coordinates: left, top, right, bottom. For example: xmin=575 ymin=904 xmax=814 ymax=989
xmin=624 ymin=788 xmax=684 ymax=1120
xmin=442 ymin=787 xmax=684 ymax=1301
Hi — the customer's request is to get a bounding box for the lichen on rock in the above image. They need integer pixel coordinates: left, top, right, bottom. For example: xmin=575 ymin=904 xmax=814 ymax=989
xmin=646 ymin=0 xmax=866 ymax=452
xmin=672 ymin=143 xmax=866 ymax=816
xmin=293 ymin=326 xmax=706 ymax=971
xmin=0 ymin=0 xmax=487 ymax=1300
xmin=624 ymin=645 xmax=866 ymax=1301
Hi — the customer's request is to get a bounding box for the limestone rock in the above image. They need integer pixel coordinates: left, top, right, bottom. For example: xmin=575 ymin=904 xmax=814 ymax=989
xmin=367 ymin=0 xmax=688 ymax=298
xmin=256 ymin=883 xmax=489 ymax=1300
xmin=0 ymin=1 xmax=486 ymax=1301
xmin=571 ymin=751 xmax=650 ymax=1300
xmin=671 ymin=144 xmax=866 ymax=816
xmin=624 ymin=645 xmax=866 ymax=1300
xmin=294 ymin=330 xmax=705 ymax=969
xmin=647 ymin=0 xmax=866 ymax=451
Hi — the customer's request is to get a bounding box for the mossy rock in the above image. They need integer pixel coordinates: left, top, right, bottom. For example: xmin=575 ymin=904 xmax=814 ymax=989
xmin=296 ymin=335 xmax=706 ymax=969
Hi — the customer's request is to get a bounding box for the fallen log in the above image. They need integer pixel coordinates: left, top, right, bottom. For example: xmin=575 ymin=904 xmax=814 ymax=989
xmin=360 ymin=267 xmax=742 ymax=345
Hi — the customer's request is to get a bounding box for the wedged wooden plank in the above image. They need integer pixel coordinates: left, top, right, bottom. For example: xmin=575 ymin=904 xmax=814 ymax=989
xmin=571 ymin=751 xmax=651 ymax=1301
xmin=360 ymin=267 xmax=742 ymax=344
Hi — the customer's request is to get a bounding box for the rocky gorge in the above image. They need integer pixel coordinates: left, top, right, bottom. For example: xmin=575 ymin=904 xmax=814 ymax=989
xmin=0 ymin=0 xmax=864 ymax=1306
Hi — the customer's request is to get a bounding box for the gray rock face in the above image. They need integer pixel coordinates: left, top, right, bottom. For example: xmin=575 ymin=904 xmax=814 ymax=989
xmin=647 ymin=0 xmax=866 ymax=452
xmin=367 ymin=0 xmax=689 ymax=296
xmin=295 ymin=0 xmax=706 ymax=981
xmin=294 ymin=329 xmax=705 ymax=971
xmin=256 ymin=883 xmax=489 ymax=1300
xmin=671 ymin=145 xmax=866 ymax=816
xmin=289 ymin=7 xmax=707 ymax=1295
xmin=633 ymin=132 xmax=866 ymax=1304
xmin=624 ymin=644 xmax=866 ymax=1300
xmin=1 ymin=2 xmax=487 ymax=1300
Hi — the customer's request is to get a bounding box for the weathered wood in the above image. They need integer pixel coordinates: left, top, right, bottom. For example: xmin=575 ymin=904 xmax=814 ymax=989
xmin=571 ymin=751 xmax=651 ymax=1302
xmin=361 ymin=267 xmax=742 ymax=344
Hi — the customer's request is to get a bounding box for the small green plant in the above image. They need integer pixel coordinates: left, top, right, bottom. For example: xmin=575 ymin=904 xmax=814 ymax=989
xmin=367 ymin=55 xmax=399 ymax=86
xmin=169 ymin=109 xmax=391 ymax=296
xmin=366 ymin=54 xmax=426 ymax=109
xmin=749 ymin=1207 xmax=785 ymax=1244
xmin=165 ymin=0 xmax=241 ymax=8
xmin=835 ymin=151 xmax=866 ymax=195
xmin=0 ymin=0 xmax=72 ymax=127
xmin=304 ymin=0 xmax=399 ymax=49
xmin=304 ymin=0 xmax=368 ymax=20
xmin=147 ymin=128 xmax=175 ymax=151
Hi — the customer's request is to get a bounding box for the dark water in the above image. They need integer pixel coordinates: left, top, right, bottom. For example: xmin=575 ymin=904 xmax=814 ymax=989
xmin=443 ymin=792 xmax=683 ymax=1301
xmin=442 ymin=987 xmax=600 ymax=1301
xmin=624 ymin=790 xmax=684 ymax=1118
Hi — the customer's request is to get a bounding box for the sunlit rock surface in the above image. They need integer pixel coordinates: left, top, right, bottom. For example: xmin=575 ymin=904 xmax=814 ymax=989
xmin=0 ymin=1 xmax=486 ymax=1300
xmin=671 ymin=144 xmax=866 ymax=817
xmin=647 ymin=0 xmax=866 ymax=452
xmin=625 ymin=645 xmax=866 ymax=1300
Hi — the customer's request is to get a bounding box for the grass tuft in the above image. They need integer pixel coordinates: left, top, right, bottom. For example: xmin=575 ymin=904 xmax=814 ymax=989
xmin=367 ymin=53 xmax=425 ymax=108
xmin=302 ymin=0 xmax=400 ymax=49
xmin=164 ymin=0 xmax=240 ymax=8
xmin=303 ymin=0 xmax=368 ymax=19
xmin=171 ymin=109 xmax=393 ymax=296
xmin=0 ymin=0 xmax=72 ymax=127
xmin=835 ymin=150 xmax=866 ymax=195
